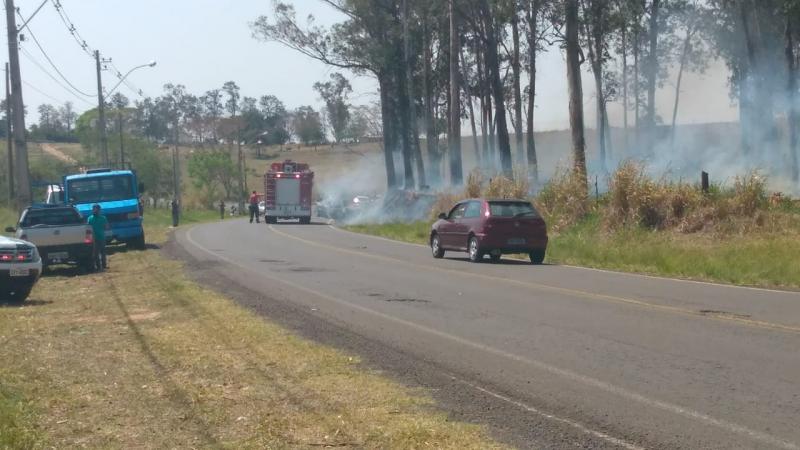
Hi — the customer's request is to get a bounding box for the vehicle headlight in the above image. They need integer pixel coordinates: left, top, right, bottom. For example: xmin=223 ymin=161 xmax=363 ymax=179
xmin=353 ymin=197 xmax=360 ymax=204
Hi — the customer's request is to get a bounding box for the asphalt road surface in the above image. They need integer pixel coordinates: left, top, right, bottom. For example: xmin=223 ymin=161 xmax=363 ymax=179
xmin=175 ymin=219 xmax=800 ymax=449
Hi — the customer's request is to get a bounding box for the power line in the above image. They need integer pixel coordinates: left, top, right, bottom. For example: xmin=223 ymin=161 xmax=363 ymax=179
xmin=16 ymin=11 xmax=96 ymax=98
xmin=49 ymin=0 xmax=149 ymax=99
xmin=19 ymin=47 xmax=94 ymax=106
xmin=22 ymin=79 xmax=67 ymax=104
xmin=50 ymin=0 xmax=95 ymax=59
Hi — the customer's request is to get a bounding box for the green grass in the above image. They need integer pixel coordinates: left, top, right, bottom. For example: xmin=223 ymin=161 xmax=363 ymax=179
xmin=0 ymin=206 xmax=503 ymax=448
xmin=346 ymin=217 xmax=800 ymax=289
xmin=547 ymin=215 xmax=800 ymax=288
xmin=345 ymin=221 xmax=432 ymax=245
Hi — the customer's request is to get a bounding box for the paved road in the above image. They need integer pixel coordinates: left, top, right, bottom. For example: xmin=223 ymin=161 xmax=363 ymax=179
xmin=175 ymin=219 xmax=800 ymax=449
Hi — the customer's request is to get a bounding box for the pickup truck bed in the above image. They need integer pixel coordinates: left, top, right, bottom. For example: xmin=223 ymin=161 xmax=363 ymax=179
xmin=12 ymin=206 xmax=94 ymax=269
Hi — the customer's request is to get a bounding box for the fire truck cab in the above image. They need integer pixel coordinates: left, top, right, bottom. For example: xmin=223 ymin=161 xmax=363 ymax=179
xmin=264 ymin=160 xmax=314 ymax=224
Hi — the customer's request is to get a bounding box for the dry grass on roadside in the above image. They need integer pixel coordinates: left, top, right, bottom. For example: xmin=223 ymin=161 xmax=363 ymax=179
xmin=0 ymin=232 xmax=504 ymax=448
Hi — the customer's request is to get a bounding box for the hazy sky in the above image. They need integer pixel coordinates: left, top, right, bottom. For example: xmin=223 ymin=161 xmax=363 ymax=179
xmin=6 ymin=0 xmax=737 ymax=130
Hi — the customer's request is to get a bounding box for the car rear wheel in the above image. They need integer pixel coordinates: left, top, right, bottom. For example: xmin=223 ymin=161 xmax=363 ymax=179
xmin=431 ymin=234 xmax=445 ymax=259
xmin=529 ymin=249 xmax=545 ymax=265
xmin=489 ymin=253 xmax=501 ymax=263
xmin=128 ymin=234 xmax=146 ymax=251
xmin=265 ymin=216 xmax=277 ymax=224
xmin=468 ymin=237 xmax=483 ymax=263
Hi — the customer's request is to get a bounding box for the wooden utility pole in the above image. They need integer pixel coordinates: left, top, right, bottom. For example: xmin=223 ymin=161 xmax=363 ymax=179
xmin=448 ymin=0 xmax=463 ymax=185
xmin=95 ymin=50 xmax=109 ymax=166
xmin=5 ymin=62 xmax=13 ymax=203
xmin=5 ymin=0 xmax=31 ymax=209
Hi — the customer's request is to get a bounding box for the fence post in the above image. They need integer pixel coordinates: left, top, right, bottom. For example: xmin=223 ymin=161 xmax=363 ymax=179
xmin=701 ymin=171 xmax=709 ymax=194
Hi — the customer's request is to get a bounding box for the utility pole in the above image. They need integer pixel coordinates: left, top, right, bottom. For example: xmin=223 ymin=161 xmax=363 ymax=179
xmin=118 ymin=110 xmax=124 ymax=165
xmin=5 ymin=62 xmax=14 ymax=203
xmin=5 ymin=0 xmax=31 ymax=210
xmin=237 ymin=123 xmax=244 ymax=215
xmin=171 ymin=123 xmax=181 ymax=226
xmin=95 ymin=50 xmax=109 ymax=166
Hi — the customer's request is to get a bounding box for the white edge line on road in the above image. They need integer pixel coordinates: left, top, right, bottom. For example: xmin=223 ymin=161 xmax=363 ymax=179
xmin=328 ymin=223 xmax=800 ymax=296
xmin=183 ymin=225 xmax=799 ymax=450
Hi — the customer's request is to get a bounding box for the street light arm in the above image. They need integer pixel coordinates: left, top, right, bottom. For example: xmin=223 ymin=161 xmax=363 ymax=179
xmin=106 ymin=61 xmax=156 ymax=97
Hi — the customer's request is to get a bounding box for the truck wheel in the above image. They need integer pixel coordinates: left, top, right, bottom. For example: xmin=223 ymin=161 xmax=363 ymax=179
xmin=128 ymin=234 xmax=146 ymax=251
xmin=265 ymin=216 xmax=277 ymax=224
xmin=79 ymin=257 xmax=94 ymax=273
xmin=300 ymin=217 xmax=311 ymax=225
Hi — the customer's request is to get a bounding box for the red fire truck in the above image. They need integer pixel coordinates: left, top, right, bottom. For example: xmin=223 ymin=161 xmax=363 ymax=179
xmin=263 ymin=160 xmax=314 ymax=224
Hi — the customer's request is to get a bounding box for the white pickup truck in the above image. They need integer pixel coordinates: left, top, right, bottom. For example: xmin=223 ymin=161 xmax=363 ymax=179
xmin=6 ymin=205 xmax=95 ymax=271
xmin=0 ymin=235 xmax=42 ymax=303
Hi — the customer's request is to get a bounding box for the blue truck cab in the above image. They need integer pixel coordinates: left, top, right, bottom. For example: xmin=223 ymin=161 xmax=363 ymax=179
xmin=62 ymin=169 xmax=145 ymax=249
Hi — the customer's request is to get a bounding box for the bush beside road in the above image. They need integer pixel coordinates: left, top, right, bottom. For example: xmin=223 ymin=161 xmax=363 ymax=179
xmin=0 ymin=209 xmax=502 ymax=448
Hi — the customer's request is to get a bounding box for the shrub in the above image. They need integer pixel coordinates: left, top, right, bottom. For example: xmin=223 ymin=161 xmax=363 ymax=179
xmin=730 ymin=171 xmax=767 ymax=217
xmin=535 ymin=168 xmax=590 ymax=232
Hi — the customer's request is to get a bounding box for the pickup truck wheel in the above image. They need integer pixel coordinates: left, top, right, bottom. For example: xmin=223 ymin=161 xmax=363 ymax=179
xmin=4 ymin=288 xmax=31 ymax=305
xmin=266 ymin=216 xmax=277 ymax=224
xmin=79 ymin=257 xmax=94 ymax=273
xmin=299 ymin=217 xmax=311 ymax=225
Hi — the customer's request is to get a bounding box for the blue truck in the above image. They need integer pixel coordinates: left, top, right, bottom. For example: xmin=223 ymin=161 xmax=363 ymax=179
xmin=62 ymin=169 xmax=145 ymax=249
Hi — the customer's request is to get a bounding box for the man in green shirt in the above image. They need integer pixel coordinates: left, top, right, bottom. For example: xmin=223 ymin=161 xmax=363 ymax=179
xmin=87 ymin=204 xmax=109 ymax=271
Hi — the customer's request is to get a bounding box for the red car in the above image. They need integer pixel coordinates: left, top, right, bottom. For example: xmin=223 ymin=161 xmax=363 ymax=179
xmin=430 ymin=199 xmax=548 ymax=264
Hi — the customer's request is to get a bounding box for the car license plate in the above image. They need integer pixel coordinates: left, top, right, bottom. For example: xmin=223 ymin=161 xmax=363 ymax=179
xmin=10 ymin=268 xmax=30 ymax=277
xmin=507 ymin=238 xmax=526 ymax=245
xmin=48 ymin=252 xmax=68 ymax=261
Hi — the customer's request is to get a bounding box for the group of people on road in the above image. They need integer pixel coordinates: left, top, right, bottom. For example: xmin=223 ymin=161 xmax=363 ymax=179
xmin=217 ymin=191 xmax=263 ymax=224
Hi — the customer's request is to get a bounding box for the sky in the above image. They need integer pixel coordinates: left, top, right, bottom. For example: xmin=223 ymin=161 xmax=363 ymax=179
xmin=5 ymin=0 xmax=737 ymax=131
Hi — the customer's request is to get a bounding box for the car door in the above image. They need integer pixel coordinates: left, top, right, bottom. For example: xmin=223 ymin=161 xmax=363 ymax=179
xmin=454 ymin=201 xmax=482 ymax=250
xmin=439 ymin=203 xmax=466 ymax=249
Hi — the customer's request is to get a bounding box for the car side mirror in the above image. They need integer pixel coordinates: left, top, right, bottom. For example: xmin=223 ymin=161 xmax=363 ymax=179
xmin=5 ymin=226 xmax=15 ymax=233
xmin=438 ymin=213 xmax=447 ymax=220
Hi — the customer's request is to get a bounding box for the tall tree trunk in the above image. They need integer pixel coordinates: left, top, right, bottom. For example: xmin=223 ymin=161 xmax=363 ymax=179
xmin=634 ymin=26 xmax=640 ymax=149
xmin=584 ymin=0 xmax=606 ymax=172
xmin=671 ymin=25 xmax=695 ymax=150
xmin=511 ymin=10 xmax=524 ymax=165
xmin=566 ymin=0 xmax=587 ymax=183
xmin=460 ymin=47 xmax=482 ymax=168
xmin=480 ymin=0 xmax=513 ymax=177
xmin=622 ymin=26 xmax=629 ymax=156
xmin=423 ymin=17 xmax=441 ymax=185
xmin=786 ymin=14 xmax=799 ymax=183
xmin=526 ymin=0 xmax=539 ymax=186
xmin=396 ymin=60 xmax=415 ymax=189
xmin=645 ymin=0 xmax=661 ymax=151
xmin=448 ymin=0 xmax=463 ymax=185
xmin=403 ymin=0 xmax=426 ymax=189
xmin=379 ymin=74 xmax=398 ymax=189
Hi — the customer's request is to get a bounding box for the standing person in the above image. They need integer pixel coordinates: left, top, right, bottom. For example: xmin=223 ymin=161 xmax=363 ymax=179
xmin=219 ymin=200 xmax=225 ymax=220
xmin=249 ymin=191 xmax=260 ymax=224
xmin=87 ymin=204 xmax=109 ymax=272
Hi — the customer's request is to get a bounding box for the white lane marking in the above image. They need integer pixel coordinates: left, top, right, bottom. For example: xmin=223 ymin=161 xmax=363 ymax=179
xmin=184 ymin=225 xmax=799 ymax=450
xmin=276 ymin=226 xmax=800 ymax=335
xmin=330 ymin=224 xmax=800 ymax=296
xmin=453 ymin=376 xmax=645 ymax=450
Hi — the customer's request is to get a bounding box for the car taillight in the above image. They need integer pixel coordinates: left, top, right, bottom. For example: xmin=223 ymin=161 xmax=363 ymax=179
xmin=1 ymin=254 xmax=10 ymax=261
xmin=84 ymin=229 xmax=93 ymax=244
xmin=127 ymin=212 xmax=140 ymax=220
xmin=17 ymin=254 xmax=25 ymax=261
xmin=295 ymin=174 xmax=300 ymax=179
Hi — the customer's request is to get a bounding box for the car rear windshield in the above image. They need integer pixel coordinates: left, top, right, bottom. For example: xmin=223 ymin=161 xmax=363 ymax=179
xmin=488 ymin=201 xmax=540 ymax=218
xmin=21 ymin=208 xmax=83 ymax=227
xmin=67 ymin=176 xmax=134 ymax=203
